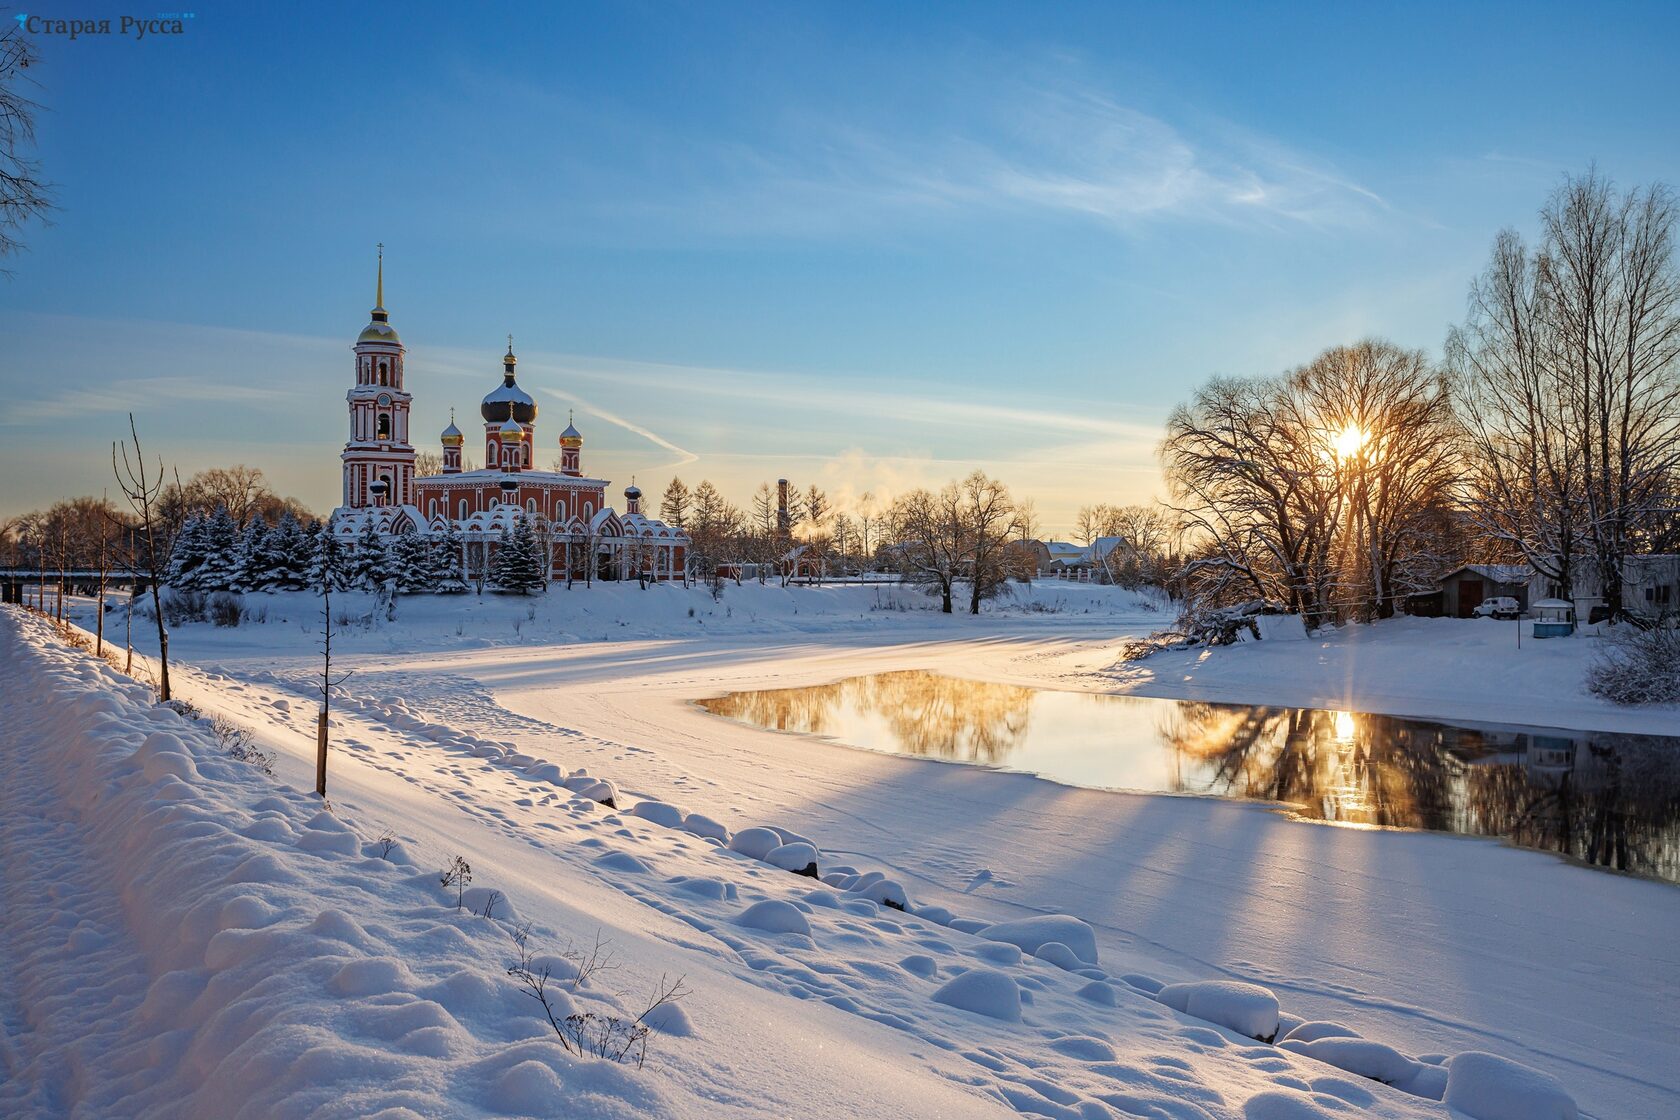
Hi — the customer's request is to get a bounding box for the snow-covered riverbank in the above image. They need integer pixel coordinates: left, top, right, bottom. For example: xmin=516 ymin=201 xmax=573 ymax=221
xmin=23 ymin=585 xmax=1678 ymax=1117
xmin=1098 ymin=613 xmax=1680 ymax=737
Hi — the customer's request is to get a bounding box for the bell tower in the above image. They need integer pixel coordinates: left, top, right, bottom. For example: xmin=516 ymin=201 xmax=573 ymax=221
xmin=341 ymin=245 xmax=417 ymax=508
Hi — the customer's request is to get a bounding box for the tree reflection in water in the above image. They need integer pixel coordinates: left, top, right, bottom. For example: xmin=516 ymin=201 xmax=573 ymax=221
xmin=700 ymin=673 xmax=1680 ymax=882
xmin=701 ymin=670 xmax=1036 ymax=765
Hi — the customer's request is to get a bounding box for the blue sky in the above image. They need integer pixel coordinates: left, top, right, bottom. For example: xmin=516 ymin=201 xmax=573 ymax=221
xmin=5 ymin=0 xmax=1679 ymax=532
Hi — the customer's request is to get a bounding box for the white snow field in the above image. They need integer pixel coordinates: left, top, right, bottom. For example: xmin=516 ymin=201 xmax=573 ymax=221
xmin=7 ymin=583 xmax=1677 ymax=1119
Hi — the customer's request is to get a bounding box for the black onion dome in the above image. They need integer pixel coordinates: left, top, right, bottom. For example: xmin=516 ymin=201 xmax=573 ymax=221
xmin=480 ymin=347 xmax=537 ymax=424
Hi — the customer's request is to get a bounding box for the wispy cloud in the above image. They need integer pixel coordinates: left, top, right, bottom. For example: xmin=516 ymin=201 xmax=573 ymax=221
xmin=4 ymin=375 xmax=301 ymax=427
xmin=542 ymin=72 xmax=1388 ymax=240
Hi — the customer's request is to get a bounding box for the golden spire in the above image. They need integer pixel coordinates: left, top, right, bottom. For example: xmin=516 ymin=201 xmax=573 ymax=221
xmin=375 ymin=242 xmax=385 ymax=311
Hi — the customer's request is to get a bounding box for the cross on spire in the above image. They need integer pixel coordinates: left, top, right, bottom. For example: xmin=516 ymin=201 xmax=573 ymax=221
xmin=375 ymin=243 xmax=385 ymax=310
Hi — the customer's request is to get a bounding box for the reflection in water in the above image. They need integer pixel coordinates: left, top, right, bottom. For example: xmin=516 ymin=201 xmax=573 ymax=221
xmin=699 ymin=671 xmax=1680 ymax=883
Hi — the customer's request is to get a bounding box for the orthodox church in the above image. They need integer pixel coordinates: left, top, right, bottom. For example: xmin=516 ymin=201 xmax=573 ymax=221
xmin=329 ymin=255 xmax=689 ymax=582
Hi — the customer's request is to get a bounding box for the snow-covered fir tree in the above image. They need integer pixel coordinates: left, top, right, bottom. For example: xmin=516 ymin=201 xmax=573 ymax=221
xmin=235 ymin=514 xmax=271 ymax=591
xmin=264 ymin=513 xmax=314 ymax=591
xmin=433 ymin=520 xmax=467 ymax=593
xmin=168 ymin=514 xmax=210 ymax=591
xmin=311 ymin=519 xmax=351 ymax=592
xmin=351 ymin=517 xmax=394 ymax=590
xmin=198 ymin=506 xmax=242 ymax=592
xmin=489 ymin=516 xmax=545 ymax=594
xmin=391 ymin=525 xmax=435 ymax=592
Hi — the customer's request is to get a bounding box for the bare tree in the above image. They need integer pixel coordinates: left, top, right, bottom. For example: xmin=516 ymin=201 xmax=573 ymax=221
xmin=1292 ymin=340 xmax=1461 ymax=617
xmin=1451 ymin=172 xmax=1680 ymax=618
xmin=315 ymin=571 xmax=353 ymax=798
xmin=889 ymin=485 xmax=965 ymax=613
xmin=960 ymin=471 xmax=1016 ymax=615
xmin=1543 ymin=172 xmax=1680 ymax=618
xmin=1161 ymin=376 xmax=1344 ymax=623
xmin=1449 ymin=228 xmax=1583 ymax=595
xmin=0 ymin=21 xmax=53 ymax=271
xmin=112 ymin=415 xmax=176 ymax=700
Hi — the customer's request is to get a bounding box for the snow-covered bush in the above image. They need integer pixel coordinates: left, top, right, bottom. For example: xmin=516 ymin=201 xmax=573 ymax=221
xmin=1585 ymin=621 xmax=1680 ymax=704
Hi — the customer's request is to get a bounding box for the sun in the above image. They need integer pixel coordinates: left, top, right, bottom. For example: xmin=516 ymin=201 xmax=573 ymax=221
xmin=1331 ymin=424 xmax=1367 ymax=459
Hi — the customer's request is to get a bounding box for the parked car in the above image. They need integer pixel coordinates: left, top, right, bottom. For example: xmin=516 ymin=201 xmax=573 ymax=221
xmin=1472 ymin=596 xmax=1521 ymax=620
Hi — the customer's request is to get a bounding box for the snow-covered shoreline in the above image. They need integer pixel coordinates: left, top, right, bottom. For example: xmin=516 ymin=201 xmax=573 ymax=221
xmin=1101 ymin=614 xmax=1680 ymax=738
xmin=29 ymin=583 xmax=1676 ymax=1117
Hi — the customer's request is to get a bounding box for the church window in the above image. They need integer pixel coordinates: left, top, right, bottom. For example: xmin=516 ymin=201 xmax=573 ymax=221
xmin=459 ymin=500 xmax=468 ymax=519
xmin=428 ymin=499 xmax=437 ymax=519
xmin=379 ymin=362 xmax=388 ymax=386
xmin=378 ymin=414 xmax=391 ymax=439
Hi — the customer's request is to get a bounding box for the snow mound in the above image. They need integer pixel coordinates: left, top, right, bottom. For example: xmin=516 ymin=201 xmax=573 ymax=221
xmin=574 ymin=779 xmax=619 ymax=807
xmin=679 ymin=813 xmax=729 ymax=843
xmin=1241 ymin=1089 xmax=1343 ymax=1119
xmin=1119 ymin=973 xmax=1164 ymax=995
xmin=1396 ymin=1062 xmax=1447 ymax=1101
xmin=1155 ymin=980 xmax=1279 ymax=1042
xmin=930 ymin=968 xmax=1021 ymax=1022
xmin=1048 ymin=1035 xmax=1115 ymax=1062
xmin=827 ymin=870 xmax=909 ymax=910
xmin=1282 ymin=1021 xmax=1360 ymax=1044
xmin=765 ymin=842 xmax=820 ymax=876
xmin=736 ymin=899 xmax=812 ymax=936
xmin=594 ymin=850 xmax=651 ymax=874
xmin=1445 ymin=1052 xmax=1577 ymax=1120
xmin=1031 ymin=941 xmax=1084 ymax=970
xmin=629 ymin=800 xmax=686 ymax=828
xmin=670 ymin=876 xmax=734 ymax=901
xmin=727 ymin=827 xmax=784 ymax=860
xmin=979 ymin=915 xmax=1098 ymax=966
xmin=640 ymin=998 xmax=695 ymax=1038
xmin=1075 ymin=981 xmax=1118 ymax=1006
xmin=1288 ymin=1037 xmax=1414 ymax=1084
xmin=898 ymin=954 xmax=937 ymax=979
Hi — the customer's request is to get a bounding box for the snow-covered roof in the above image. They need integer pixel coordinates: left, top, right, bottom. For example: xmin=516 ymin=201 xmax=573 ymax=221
xmin=459 ymin=503 xmax=529 ymax=535
xmin=1445 ymin=564 xmax=1532 ymax=584
xmin=329 ymin=504 xmax=428 ymax=537
xmin=1088 ymin=536 xmax=1127 ymax=559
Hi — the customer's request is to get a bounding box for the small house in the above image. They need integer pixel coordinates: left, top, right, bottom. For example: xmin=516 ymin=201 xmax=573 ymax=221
xmin=1437 ymin=564 xmax=1532 ymax=618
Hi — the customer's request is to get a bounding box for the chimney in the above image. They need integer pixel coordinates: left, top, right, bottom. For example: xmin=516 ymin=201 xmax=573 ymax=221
xmin=777 ymin=478 xmax=790 ymax=534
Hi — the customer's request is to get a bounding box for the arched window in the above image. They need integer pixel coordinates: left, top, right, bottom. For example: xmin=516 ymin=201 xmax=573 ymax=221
xmin=459 ymin=500 xmax=468 ymax=519
xmin=379 ymin=361 xmax=389 ymax=386
xmin=527 ymin=498 xmax=536 ymax=513
xmin=428 ymin=499 xmax=437 ymax=519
